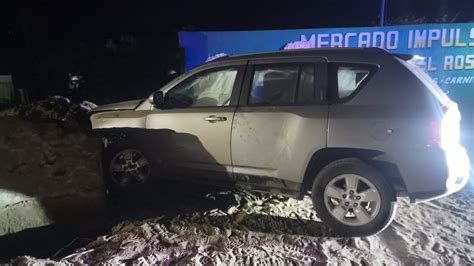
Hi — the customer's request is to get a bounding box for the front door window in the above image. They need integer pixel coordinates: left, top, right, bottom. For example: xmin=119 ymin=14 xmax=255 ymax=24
xmin=166 ymin=68 xmax=238 ymax=108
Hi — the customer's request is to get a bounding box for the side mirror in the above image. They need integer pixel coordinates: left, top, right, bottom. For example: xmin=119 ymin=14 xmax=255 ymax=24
xmin=152 ymin=91 xmax=165 ymax=108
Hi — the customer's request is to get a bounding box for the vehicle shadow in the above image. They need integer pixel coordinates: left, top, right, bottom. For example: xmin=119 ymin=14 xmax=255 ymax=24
xmin=0 ymin=124 xmax=335 ymax=262
xmin=0 ymin=179 xmax=335 ymax=262
xmin=110 ymin=179 xmax=335 ymax=238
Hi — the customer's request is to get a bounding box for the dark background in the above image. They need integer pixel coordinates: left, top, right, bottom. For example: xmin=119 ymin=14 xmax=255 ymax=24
xmin=1 ymin=0 xmax=473 ymax=104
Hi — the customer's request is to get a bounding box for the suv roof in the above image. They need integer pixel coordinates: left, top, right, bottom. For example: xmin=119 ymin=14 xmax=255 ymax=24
xmin=211 ymin=47 xmax=392 ymax=63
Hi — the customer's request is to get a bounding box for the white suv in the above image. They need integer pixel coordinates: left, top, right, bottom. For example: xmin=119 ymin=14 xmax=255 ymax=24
xmin=90 ymin=48 xmax=470 ymax=236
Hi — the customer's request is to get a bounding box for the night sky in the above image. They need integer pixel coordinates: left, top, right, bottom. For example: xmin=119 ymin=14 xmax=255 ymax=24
xmin=1 ymin=0 xmax=473 ymax=102
xmin=2 ymin=0 xmax=474 ymax=40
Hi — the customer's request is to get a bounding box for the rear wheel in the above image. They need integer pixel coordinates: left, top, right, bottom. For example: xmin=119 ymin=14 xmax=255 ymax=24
xmin=312 ymin=158 xmax=396 ymax=237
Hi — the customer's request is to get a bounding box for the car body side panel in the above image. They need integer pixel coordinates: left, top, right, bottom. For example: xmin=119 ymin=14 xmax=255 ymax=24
xmin=145 ymin=107 xmax=236 ymax=173
xmin=231 ymin=56 xmax=328 ymax=193
xmin=327 ymin=103 xmax=449 ymax=195
xmin=326 ymin=52 xmax=449 ymax=196
xmin=232 ymin=105 xmax=328 ymax=186
xmin=90 ymin=110 xmax=148 ymax=129
xmin=90 ymin=99 xmax=144 ymax=113
xmin=230 ymin=57 xmax=329 ymax=193
xmin=140 ymin=62 xmax=247 ymax=179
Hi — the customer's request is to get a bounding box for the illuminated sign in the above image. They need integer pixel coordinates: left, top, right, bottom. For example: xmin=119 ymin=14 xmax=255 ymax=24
xmin=179 ymin=23 xmax=474 ymax=102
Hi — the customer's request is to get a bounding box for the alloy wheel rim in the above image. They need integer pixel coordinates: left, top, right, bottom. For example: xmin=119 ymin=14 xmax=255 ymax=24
xmin=109 ymin=149 xmax=151 ymax=187
xmin=323 ymin=174 xmax=381 ymax=226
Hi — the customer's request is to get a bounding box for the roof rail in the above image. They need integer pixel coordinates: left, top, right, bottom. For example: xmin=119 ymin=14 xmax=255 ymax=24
xmin=394 ymin=53 xmax=416 ymax=61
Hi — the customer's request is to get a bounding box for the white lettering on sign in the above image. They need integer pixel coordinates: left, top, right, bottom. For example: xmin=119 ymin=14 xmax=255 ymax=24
xmin=282 ymin=28 xmax=473 ymax=74
xmin=317 ymin=34 xmax=329 ymax=48
xmin=444 ymin=55 xmax=474 ymax=70
xmin=428 ymin=29 xmax=441 ymax=47
xmin=408 ymin=28 xmax=474 ymax=48
xmin=441 ymin=29 xmax=455 ymax=47
xmin=414 ymin=30 xmax=427 ymax=48
xmin=443 ymin=76 xmax=474 ymax=84
xmin=344 ymin=33 xmax=357 ymax=47
xmin=428 ymin=57 xmax=437 ymax=71
xmin=301 ymin=34 xmax=315 ymax=47
xmin=358 ymin=32 xmax=371 ymax=47
xmin=372 ymin=31 xmax=385 ymax=48
xmin=386 ymin=31 xmax=398 ymax=49
xmin=470 ymin=28 xmax=474 ymax=46
xmin=455 ymin=29 xmax=467 ymax=47
xmin=286 ymin=31 xmax=401 ymax=50
xmin=331 ymin=33 xmax=343 ymax=48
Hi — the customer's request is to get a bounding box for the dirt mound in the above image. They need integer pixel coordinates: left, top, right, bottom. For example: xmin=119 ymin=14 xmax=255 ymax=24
xmin=0 ymin=97 xmax=105 ymax=236
xmin=0 ymin=96 xmax=96 ymax=127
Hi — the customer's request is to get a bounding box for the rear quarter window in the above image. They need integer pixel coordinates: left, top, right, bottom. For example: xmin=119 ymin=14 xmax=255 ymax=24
xmin=330 ymin=63 xmax=377 ymax=100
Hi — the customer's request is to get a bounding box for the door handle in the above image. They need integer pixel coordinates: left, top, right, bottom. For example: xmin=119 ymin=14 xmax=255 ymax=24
xmin=204 ymin=115 xmax=227 ymax=123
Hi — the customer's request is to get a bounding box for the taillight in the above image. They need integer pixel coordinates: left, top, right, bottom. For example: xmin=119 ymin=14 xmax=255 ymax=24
xmin=433 ymin=101 xmax=461 ymax=149
xmin=428 ymin=120 xmax=441 ymax=147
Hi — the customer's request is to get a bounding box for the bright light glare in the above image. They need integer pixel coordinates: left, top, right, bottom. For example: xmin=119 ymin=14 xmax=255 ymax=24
xmin=440 ymin=102 xmax=471 ymax=191
xmin=467 ymin=150 xmax=474 ymax=188
xmin=440 ymin=102 xmax=461 ymax=150
xmin=445 ymin=146 xmax=470 ymax=187
xmin=0 ymin=189 xmax=52 ymax=235
xmin=407 ymin=55 xmax=426 ymax=66
xmin=470 ymin=167 xmax=474 ymax=187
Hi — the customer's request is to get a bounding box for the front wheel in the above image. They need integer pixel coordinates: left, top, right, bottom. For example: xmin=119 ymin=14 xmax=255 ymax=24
xmin=312 ymin=158 xmax=397 ymax=237
xmin=102 ymin=141 xmax=153 ymax=195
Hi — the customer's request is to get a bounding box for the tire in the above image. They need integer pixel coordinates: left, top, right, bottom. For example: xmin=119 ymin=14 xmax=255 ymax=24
xmin=102 ymin=140 xmax=155 ymax=198
xmin=311 ymin=158 xmax=397 ymax=237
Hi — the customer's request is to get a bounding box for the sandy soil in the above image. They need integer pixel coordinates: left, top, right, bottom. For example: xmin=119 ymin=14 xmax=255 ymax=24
xmin=2 ymin=98 xmax=473 ymax=264
xmin=13 ymin=183 xmax=474 ymax=265
xmin=386 ymin=187 xmax=474 ymax=264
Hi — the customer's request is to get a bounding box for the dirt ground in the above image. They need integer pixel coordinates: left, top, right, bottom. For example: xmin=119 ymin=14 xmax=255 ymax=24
xmin=1 ymin=98 xmax=473 ymax=264
xmin=10 ymin=180 xmax=474 ymax=265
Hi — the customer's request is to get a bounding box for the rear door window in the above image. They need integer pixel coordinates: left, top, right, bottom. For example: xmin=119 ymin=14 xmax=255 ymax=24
xmin=297 ymin=64 xmax=318 ymax=104
xmin=248 ymin=64 xmax=321 ymax=105
xmin=249 ymin=65 xmax=299 ymax=105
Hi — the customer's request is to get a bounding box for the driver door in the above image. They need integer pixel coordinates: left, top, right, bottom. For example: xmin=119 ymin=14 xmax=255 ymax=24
xmin=146 ymin=62 xmax=246 ymax=182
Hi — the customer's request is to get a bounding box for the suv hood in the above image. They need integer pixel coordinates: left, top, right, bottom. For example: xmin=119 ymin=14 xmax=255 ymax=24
xmin=89 ymin=99 xmax=143 ymax=114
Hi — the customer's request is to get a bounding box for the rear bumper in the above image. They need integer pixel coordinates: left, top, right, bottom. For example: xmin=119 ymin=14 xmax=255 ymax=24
xmin=408 ymin=145 xmax=470 ymax=203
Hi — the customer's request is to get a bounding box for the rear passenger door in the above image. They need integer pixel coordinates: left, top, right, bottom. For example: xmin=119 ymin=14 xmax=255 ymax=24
xmin=231 ymin=57 xmax=329 ymax=193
